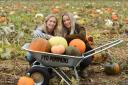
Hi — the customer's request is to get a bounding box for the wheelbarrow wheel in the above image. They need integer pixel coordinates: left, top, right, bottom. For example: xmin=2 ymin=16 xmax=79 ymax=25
xmin=27 ymin=66 xmax=50 ymax=85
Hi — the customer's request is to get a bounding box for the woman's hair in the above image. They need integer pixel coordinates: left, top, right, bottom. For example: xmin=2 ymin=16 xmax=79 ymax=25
xmin=43 ymin=14 xmax=58 ymax=35
xmin=61 ymin=12 xmax=76 ymax=36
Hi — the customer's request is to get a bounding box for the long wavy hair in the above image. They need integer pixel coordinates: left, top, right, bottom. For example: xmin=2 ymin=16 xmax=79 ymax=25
xmin=43 ymin=14 xmax=58 ymax=35
xmin=61 ymin=12 xmax=76 ymax=37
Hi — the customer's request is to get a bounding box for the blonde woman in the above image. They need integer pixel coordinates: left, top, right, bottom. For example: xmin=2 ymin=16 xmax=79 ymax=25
xmin=61 ymin=12 xmax=93 ymax=78
xmin=33 ymin=14 xmax=58 ymax=39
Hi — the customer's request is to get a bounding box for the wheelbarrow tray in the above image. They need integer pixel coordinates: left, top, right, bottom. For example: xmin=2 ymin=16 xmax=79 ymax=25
xmin=22 ymin=43 xmax=84 ymax=67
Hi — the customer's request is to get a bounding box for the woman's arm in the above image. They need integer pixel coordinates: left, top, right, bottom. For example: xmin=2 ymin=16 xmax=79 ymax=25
xmin=32 ymin=29 xmax=53 ymax=40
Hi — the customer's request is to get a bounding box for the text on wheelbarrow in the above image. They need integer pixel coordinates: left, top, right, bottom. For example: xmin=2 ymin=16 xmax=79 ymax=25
xmin=40 ymin=55 xmax=68 ymax=63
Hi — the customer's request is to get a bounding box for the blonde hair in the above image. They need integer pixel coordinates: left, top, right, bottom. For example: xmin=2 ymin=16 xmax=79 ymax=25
xmin=61 ymin=12 xmax=76 ymax=37
xmin=43 ymin=14 xmax=58 ymax=35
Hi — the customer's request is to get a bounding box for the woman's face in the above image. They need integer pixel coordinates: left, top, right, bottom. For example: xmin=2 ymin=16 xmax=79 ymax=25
xmin=62 ymin=15 xmax=71 ymax=29
xmin=46 ymin=16 xmax=57 ymax=33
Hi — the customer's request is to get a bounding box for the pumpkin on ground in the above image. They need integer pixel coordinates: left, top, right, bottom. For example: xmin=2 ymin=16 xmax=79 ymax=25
xmin=65 ymin=46 xmax=81 ymax=56
xmin=92 ymin=51 xmax=108 ymax=64
xmin=112 ymin=14 xmax=118 ymax=21
xmin=49 ymin=36 xmax=68 ymax=48
xmin=69 ymin=39 xmax=86 ymax=54
xmin=29 ymin=38 xmax=50 ymax=52
xmin=51 ymin=45 xmax=65 ymax=54
xmin=52 ymin=8 xmax=60 ymax=14
xmin=18 ymin=76 xmax=35 ymax=85
xmin=104 ymin=62 xmax=121 ymax=75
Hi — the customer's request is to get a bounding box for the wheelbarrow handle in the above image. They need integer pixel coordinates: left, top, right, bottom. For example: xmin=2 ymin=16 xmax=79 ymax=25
xmin=83 ymin=39 xmax=123 ymax=57
xmin=76 ymin=39 xmax=123 ymax=67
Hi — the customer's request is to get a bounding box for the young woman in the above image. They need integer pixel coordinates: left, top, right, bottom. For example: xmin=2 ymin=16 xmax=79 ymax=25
xmin=25 ymin=14 xmax=59 ymax=85
xmin=33 ymin=14 xmax=58 ymax=39
xmin=27 ymin=14 xmax=58 ymax=65
xmin=61 ymin=12 xmax=93 ymax=78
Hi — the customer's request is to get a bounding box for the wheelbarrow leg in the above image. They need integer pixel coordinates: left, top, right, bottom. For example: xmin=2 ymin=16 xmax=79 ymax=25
xmin=52 ymin=68 xmax=72 ymax=85
xmin=74 ymin=67 xmax=80 ymax=85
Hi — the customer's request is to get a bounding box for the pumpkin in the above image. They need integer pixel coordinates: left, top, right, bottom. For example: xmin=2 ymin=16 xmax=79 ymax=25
xmin=52 ymin=8 xmax=60 ymax=14
xmin=18 ymin=76 xmax=35 ymax=85
xmin=104 ymin=62 xmax=121 ymax=75
xmin=51 ymin=45 xmax=65 ymax=54
xmin=69 ymin=39 xmax=86 ymax=54
xmin=0 ymin=16 xmax=7 ymax=23
xmin=29 ymin=38 xmax=50 ymax=52
xmin=92 ymin=51 xmax=108 ymax=64
xmin=112 ymin=14 xmax=118 ymax=21
xmin=65 ymin=46 xmax=81 ymax=56
xmin=125 ymin=17 xmax=128 ymax=24
xmin=49 ymin=36 xmax=68 ymax=48
xmin=105 ymin=7 xmax=112 ymax=14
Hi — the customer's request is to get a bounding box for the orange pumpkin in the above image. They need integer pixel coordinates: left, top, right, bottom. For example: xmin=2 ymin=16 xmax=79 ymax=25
xmin=125 ymin=17 xmax=128 ymax=24
xmin=104 ymin=62 xmax=121 ymax=75
xmin=0 ymin=16 xmax=7 ymax=23
xmin=112 ymin=14 xmax=118 ymax=21
xmin=51 ymin=45 xmax=65 ymax=54
xmin=69 ymin=39 xmax=86 ymax=53
xmin=52 ymin=8 xmax=60 ymax=14
xmin=18 ymin=76 xmax=35 ymax=85
xmin=105 ymin=7 xmax=113 ymax=14
xmin=29 ymin=38 xmax=50 ymax=52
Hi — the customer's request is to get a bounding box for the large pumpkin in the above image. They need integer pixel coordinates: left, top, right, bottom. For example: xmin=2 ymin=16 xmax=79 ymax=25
xmin=29 ymin=38 xmax=50 ymax=52
xmin=65 ymin=46 xmax=81 ymax=56
xmin=49 ymin=36 xmax=68 ymax=48
xmin=51 ymin=45 xmax=65 ymax=54
xmin=18 ymin=76 xmax=35 ymax=85
xmin=69 ymin=39 xmax=86 ymax=54
xmin=104 ymin=62 xmax=121 ymax=75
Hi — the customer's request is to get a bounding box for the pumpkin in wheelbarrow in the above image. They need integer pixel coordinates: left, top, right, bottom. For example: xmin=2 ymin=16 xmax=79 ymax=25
xmin=29 ymin=38 xmax=51 ymax=52
xmin=69 ymin=39 xmax=86 ymax=54
xmin=51 ymin=45 xmax=65 ymax=54
xmin=18 ymin=76 xmax=35 ymax=85
xmin=49 ymin=36 xmax=68 ymax=48
xmin=65 ymin=46 xmax=81 ymax=56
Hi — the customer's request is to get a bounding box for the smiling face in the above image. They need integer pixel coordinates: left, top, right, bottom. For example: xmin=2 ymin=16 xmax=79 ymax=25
xmin=46 ymin=16 xmax=57 ymax=33
xmin=62 ymin=15 xmax=71 ymax=29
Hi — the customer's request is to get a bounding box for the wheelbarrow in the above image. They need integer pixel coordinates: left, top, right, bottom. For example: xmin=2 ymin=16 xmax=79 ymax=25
xmin=22 ymin=39 xmax=123 ymax=85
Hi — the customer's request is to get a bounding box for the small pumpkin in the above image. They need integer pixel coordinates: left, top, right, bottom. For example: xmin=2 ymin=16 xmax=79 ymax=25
xmin=105 ymin=7 xmax=113 ymax=14
xmin=125 ymin=17 xmax=128 ymax=24
xmin=104 ymin=62 xmax=121 ymax=75
xmin=29 ymin=38 xmax=50 ymax=52
xmin=92 ymin=52 xmax=108 ymax=64
xmin=51 ymin=45 xmax=65 ymax=54
xmin=112 ymin=14 xmax=118 ymax=21
xmin=0 ymin=16 xmax=7 ymax=23
xmin=69 ymin=39 xmax=86 ymax=54
xmin=18 ymin=76 xmax=35 ymax=85
xmin=65 ymin=46 xmax=81 ymax=56
xmin=52 ymin=8 xmax=60 ymax=14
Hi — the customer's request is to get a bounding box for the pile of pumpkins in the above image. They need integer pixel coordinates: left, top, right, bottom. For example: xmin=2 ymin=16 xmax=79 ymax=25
xmin=29 ymin=36 xmax=87 ymax=56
